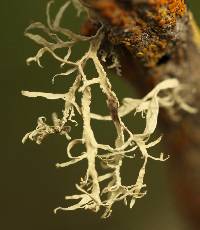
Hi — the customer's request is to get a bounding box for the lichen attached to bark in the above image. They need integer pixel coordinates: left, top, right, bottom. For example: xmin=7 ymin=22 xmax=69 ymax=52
xmin=22 ymin=0 xmax=197 ymax=218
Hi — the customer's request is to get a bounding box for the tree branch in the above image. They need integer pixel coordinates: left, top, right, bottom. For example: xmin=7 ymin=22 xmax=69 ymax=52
xmin=81 ymin=0 xmax=200 ymax=228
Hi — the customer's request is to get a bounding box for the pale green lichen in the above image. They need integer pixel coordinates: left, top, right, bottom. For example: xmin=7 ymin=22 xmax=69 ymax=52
xmin=22 ymin=1 xmax=197 ymax=218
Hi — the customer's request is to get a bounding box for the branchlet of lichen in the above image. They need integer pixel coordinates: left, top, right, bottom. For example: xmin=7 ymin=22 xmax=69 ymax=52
xmin=22 ymin=0 xmax=197 ymax=218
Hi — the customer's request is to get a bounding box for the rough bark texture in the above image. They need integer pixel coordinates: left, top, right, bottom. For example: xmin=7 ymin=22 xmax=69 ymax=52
xmin=82 ymin=0 xmax=200 ymax=229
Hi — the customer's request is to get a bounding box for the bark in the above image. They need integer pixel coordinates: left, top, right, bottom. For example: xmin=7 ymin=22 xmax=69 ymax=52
xmin=82 ymin=0 xmax=200 ymax=229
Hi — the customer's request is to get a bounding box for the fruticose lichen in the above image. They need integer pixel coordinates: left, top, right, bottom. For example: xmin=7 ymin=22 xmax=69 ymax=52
xmin=22 ymin=0 xmax=197 ymax=218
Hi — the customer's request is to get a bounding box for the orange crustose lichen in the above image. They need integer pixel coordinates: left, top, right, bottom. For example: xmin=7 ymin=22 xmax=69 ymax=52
xmin=83 ymin=0 xmax=187 ymax=67
xmin=148 ymin=0 xmax=186 ymax=26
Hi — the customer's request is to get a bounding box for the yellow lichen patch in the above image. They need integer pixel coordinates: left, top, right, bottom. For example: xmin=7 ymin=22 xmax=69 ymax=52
xmin=136 ymin=52 xmax=145 ymax=58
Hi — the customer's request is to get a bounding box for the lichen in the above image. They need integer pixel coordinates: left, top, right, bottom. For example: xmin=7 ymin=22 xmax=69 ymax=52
xmin=93 ymin=0 xmax=187 ymax=67
xmin=22 ymin=0 xmax=197 ymax=218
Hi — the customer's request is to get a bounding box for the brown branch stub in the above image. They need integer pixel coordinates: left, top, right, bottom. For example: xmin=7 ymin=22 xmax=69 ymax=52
xmin=82 ymin=0 xmax=188 ymax=67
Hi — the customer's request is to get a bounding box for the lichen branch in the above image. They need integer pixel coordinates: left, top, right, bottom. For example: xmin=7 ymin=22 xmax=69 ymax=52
xmin=22 ymin=0 xmax=196 ymax=218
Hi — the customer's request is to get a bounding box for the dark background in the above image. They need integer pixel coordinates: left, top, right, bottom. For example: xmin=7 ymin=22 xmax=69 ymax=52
xmin=0 ymin=1 xmax=199 ymax=230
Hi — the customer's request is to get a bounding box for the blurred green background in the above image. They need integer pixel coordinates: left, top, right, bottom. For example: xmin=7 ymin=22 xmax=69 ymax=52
xmin=0 ymin=1 xmax=199 ymax=230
